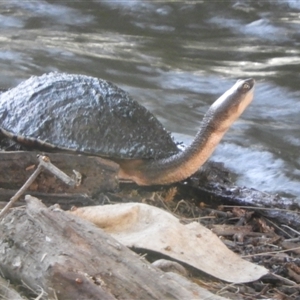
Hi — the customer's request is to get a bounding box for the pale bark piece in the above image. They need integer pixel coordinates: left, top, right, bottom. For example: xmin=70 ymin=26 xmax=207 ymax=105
xmin=0 ymin=195 xmax=228 ymax=300
xmin=151 ymin=259 xmax=188 ymax=276
xmin=0 ymin=151 xmax=119 ymax=195
xmin=70 ymin=203 xmax=269 ymax=283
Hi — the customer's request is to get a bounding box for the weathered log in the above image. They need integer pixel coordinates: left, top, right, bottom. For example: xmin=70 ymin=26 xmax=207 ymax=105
xmin=1 ymin=151 xmax=299 ymax=229
xmin=0 ymin=151 xmax=119 ymax=195
xmin=0 ymin=195 xmax=224 ymax=300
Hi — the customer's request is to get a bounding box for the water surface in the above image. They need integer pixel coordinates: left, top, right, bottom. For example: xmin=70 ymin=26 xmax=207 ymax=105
xmin=0 ymin=0 xmax=299 ymax=200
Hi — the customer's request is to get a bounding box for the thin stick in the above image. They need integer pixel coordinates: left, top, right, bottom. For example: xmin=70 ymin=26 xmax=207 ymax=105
xmin=0 ymin=155 xmax=77 ymax=219
xmin=264 ymin=217 xmax=293 ymax=238
xmin=271 ymin=273 xmax=297 ymax=286
xmin=242 ymin=246 xmax=300 ymax=258
xmin=38 ymin=155 xmax=77 ymax=187
xmin=0 ymin=164 xmax=43 ymax=219
xmin=281 ymin=224 xmax=300 ymax=236
xmin=221 ymin=205 xmax=300 ymax=214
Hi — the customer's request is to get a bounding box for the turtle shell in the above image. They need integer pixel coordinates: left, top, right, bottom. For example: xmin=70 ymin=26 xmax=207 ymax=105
xmin=0 ymin=72 xmax=178 ymax=159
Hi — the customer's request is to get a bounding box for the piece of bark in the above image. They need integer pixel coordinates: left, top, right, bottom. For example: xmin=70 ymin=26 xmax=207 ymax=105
xmin=151 ymin=259 xmax=188 ymax=277
xmin=281 ymin=241 xmax=300 ymax=255
xmin=0 ymin=195 xmax=222 ymax=300
xmin=0 ymin=151 xmax=119 ymax=195
xmin=211 ymin=224 xmax=253 ymax=236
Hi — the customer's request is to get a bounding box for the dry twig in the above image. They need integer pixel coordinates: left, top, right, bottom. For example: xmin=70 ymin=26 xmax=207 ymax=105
xmin=0 ymin=155 xmax=77 ymax=219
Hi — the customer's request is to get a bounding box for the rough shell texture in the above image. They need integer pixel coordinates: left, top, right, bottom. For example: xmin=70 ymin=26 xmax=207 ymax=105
xmin=0 ymin=73 xmax=178 ymax=159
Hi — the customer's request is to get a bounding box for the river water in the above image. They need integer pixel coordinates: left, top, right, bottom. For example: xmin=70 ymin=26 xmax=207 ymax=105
xmin=0 ymin=1 xmax=299 ymax=201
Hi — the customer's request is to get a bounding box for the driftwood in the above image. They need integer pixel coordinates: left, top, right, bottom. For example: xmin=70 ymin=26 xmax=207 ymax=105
xmin=0 ymin=151 xmax=119 ymax=195
xmin=0 ymin=151 xmax=299 ymax=228
xmin=0 ymin=195 xmax=226 ymax=300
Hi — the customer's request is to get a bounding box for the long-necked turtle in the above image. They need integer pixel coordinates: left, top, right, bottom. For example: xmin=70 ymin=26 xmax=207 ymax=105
xmin=0 ymin=73 xmax=254 ymax=185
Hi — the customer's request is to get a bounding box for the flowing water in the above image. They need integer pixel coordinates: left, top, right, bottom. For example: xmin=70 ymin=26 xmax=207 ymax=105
xmin=0 ymin=1 xmax=300 ymax=201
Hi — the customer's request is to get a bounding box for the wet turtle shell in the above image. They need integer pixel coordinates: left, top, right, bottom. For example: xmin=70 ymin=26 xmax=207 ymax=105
xmin=0 ymin=72 xmax=178 ymax=159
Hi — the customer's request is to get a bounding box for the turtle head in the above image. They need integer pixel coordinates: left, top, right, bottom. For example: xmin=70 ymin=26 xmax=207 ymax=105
xmin=209 ymin=78 xmax=255 ymax=127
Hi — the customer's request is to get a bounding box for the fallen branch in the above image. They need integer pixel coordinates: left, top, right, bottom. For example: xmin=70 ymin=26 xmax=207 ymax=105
xmin=0 ymin=155 xmax=76 ymax=219
xmin=0 ymin=151 xmax=119 ymax=195
xmin=0 ymin=195 xmax=227 ymax=300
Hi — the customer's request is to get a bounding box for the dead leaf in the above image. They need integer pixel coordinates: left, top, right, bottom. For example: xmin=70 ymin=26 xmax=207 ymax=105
xmin=69 ymin=203 xmax=268 ymax=283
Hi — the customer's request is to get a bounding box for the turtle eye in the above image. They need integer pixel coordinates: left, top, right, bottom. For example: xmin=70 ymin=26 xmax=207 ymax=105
xmin=243 ymin=83 xmax=250 ymax=90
